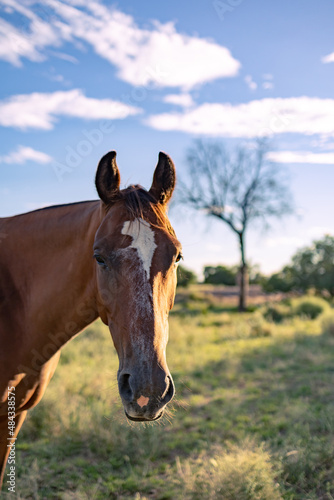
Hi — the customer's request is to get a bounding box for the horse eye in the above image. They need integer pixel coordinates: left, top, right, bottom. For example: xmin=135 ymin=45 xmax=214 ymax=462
xmin=94 ymin=254 xmax=106 ymax=266
xmin=175 ymin=252 xmax=183 ymax=263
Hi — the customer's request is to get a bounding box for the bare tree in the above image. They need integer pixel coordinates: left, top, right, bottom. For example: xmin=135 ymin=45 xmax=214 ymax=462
xmin=177 ymin=139 xmax=294 ymax=311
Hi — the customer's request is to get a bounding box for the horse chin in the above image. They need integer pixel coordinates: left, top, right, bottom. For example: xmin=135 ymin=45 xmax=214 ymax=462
xmin=125 ymin=410 xmax=163 ymax=422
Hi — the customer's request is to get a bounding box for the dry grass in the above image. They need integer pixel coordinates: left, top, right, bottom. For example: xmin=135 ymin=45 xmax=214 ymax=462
xmin=2 ymin=288 xmax=334 ymax=499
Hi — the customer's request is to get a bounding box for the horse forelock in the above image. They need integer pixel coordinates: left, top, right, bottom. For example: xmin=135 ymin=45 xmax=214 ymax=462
xmin=106 ymin=185 xmax=176 ymax=237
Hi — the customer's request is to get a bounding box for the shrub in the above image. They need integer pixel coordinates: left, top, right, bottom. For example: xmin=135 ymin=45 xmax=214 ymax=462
xmin=248 ymin=314 xmax=272 ymax=337
xmin=293 ymin=296 xmax=329 ymax=319
xmin=263 ymin=304 xmax=291 ymax=324
xmin=177 ymin=265 xmax=197 ymax=287
xmin=321 ymin=311 xmax=334 ymax=336
xmin=203 ymin=265 xmax=238 ymax=286
xmin=262 ymin=270 xmax=294 ymax=293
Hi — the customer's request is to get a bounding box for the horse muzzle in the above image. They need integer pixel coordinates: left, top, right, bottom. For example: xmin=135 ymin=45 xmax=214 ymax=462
xmin=118 ymin=369 xmax=175 ymax=422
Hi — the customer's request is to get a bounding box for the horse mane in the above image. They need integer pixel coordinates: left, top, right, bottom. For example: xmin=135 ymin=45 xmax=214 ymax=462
xmin=113 ymin=185 xmax=176 ymax=237
xmin=25 ymin=186 xmax=175 ymax=237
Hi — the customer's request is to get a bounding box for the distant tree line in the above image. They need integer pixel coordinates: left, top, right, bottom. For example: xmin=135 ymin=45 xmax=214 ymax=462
xmin=262 ymin=235 xmax=334 ymax=297
xmin=177 ymin=263 xmax=262 ymax=288
xmin=177 ymin=235 xmax=334 ymax=297
xmin=177 ymin=265 xmax=197 ymax=287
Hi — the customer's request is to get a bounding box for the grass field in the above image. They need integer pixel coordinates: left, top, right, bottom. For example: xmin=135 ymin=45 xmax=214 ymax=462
xmin=4 ymin=288 xmax=334 ymax=499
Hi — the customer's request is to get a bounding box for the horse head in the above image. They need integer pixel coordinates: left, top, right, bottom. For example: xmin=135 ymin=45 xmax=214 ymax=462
xmin=93 ymin=151 xmax=182 ymax=421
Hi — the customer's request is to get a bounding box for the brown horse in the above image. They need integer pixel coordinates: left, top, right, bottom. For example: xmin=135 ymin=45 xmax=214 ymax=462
xmin=0 ymin=151 xmax=182 ymax=488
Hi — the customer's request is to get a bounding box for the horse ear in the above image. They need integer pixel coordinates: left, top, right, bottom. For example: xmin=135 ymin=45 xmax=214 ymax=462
xmin=95 ymin=151 xmax=120 ymax=205
xmin=149 ymin=152 xmax=176 ymax=205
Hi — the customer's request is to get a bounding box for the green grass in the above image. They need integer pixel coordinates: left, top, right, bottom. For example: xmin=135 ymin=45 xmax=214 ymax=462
xmin=4 ymin=289 xmax=334 ymax=499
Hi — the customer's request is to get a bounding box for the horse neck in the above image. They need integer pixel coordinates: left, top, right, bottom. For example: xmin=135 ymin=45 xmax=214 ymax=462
xmin=2 ymin=201 xmax=102 ymax=350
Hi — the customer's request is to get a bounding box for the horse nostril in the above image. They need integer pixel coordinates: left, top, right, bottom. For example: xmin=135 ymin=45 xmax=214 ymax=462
xmin=118 ymin=373 xmax=133 ymax=402
xmin=161 ymin=376 xmax=175 ymax=405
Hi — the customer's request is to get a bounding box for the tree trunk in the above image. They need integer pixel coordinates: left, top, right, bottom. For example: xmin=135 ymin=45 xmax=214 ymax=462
xmin=238 ymin=263 xmax=248 ymax=312
xmin=238 ymin=232 xmax=248 ymax=312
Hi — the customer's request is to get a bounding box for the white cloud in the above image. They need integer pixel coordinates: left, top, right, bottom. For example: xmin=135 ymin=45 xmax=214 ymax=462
xmin=0 ymin=1 xmax=61 ymax=66
xmin=245 ymin=75 xmax=257 ymax=91
xmin=50 ymin=51 xmax=79 ymax=64
xmin=267 ymin=150 xmax=334 ymax=165
xmin=308 ymin=226 xmax=333 ymax=238
xmin=265 ymin=236 xmax=305 ymax=248
xmin=163 ymin=93 xmax=194 ymax=108
xmin=0 ymin=0 xmax=240 ymax=89
xmin=0 ymin=89 xmax=141 ymax=130
xmin=321 ymin=52 xmax=334 ymax=64
xmin=146 ymin=96 xmax=334 ymax=138
xmin=265 ymin=228 xmax=334 ymax=253
xmin=0 ymin=145 xmax=52 ymax=164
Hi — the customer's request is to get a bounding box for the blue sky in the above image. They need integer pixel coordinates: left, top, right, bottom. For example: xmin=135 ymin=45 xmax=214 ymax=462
xmin=1 ymin=0 xmax=334 ymax=276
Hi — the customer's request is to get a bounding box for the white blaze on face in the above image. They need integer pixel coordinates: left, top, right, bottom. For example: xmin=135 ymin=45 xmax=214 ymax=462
xmin=121 ymin=218 xmax=157 ymax=280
